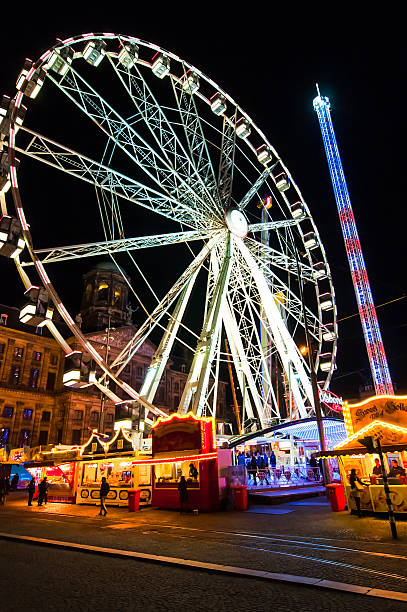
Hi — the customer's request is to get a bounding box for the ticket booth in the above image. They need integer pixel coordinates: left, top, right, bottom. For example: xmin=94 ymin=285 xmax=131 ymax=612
xmin=151 ymin=413 xmax=219 ymax=512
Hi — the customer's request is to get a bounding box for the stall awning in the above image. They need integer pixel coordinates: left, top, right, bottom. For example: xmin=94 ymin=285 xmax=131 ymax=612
xmin=229 ymin=417 xmax=346 ymax=449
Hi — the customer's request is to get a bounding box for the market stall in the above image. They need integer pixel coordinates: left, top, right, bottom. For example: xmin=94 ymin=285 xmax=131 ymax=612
xmin=151 ymin=413 xmax=219 ymax=512
xmin=317 ymin=394 xmax=407 ymax=514
xmin=76 ymin=428 xmax=152 ymax=507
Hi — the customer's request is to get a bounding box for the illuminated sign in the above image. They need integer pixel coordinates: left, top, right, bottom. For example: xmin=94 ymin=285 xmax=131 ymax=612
xmin=319 ymin=389 xmax=343 ymax=413
xmin=343 ymin=394 xmax=407 ymax=437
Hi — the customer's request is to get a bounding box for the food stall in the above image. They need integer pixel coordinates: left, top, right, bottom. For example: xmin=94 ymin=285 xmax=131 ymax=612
xmin=317 ymin=394 xmax=407 ymax=514
xmin=25 ymin=447 xmax=80 ymax=503
xmin=151 ymin=412 xmax=219 ymax=511
xmin=76 ymin=428 xmax=152 ymax=507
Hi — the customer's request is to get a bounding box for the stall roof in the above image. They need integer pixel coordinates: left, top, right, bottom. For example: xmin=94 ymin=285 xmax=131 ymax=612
xmin=229 ymin=417 xmax=346 ymax=449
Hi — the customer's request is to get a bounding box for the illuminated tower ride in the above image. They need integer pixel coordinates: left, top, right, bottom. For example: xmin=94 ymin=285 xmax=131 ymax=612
xmin=313 ymin=85 xmax=393 ymax=395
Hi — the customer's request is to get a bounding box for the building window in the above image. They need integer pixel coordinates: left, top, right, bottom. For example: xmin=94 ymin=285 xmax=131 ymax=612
xmin=41 ymin=411 xmax=51 ymax=423
xmin=18 ymin=429 xmax=31 ymax=446
xmin=50 ymin=353 xmax=58 ymax=366
xmin=105 ymin=413 xmax=114 ymax=423
xmin=136 ymin=366 xmax=143 ymax=377
xmin=113 ymin=287 xmax=121 ymax=305
xmin=0 ymin=343 xmax=5 ymax=358
xmin=71 ymin=429 xmax=81 ymax=445
xmin=74 ymin=410 xmax=83 ymax=421
xmin=23 ymin=409 xmax=33 ymax=420
xmin=90 ymin=411 xmax=99 ymax=424
xmin=174 ymin=382 xmax=179 ymax=392
xmin=32 ymin=351 xmax=42 ymax=362
xmin=57 ymin=429 xmax=63 ymax=444
xmin=0 ymin=427 xmax=10 ymax=447
xmin=29 ymin=368 xmax=40 ymax=389
xmin=2 ymin=405 xmax=14 ymax=418
xmin=13 ymin=347 xmax=24 ymax=360
xmin=46 ymin=372 xmax=56 ymax=391
xmin=38 ymin=430 xmax=48 ymax=445
xmin=0 ymin=314 xmax=8 ymax=326
xmin=9 ymin=365 xmax=20 ymax=385
xmin=97 ymin=282 xmax=109 ymax=301
xmin=84 ymin=283 xmax=93 ymax=303
xmin=181 ymin=363 xmax=186 ymax=373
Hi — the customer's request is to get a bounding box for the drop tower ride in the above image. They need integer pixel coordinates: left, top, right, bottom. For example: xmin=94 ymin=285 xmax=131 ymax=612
xmin=313 ymin=86 xmax=393 ymax=395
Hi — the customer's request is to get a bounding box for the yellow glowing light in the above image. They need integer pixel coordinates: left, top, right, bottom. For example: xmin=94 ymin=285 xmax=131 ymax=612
xmin=334 ymin=419 xmax=407 ymax=450
xmin=299 ymin=345 xmax=308 ymax=355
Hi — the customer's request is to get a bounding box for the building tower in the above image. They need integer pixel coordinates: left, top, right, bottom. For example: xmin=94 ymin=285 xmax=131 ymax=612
xmin=80 ymin=261 xmax=131 ymax=332
xmin=313 ymin=86 xmax=393 ymax=395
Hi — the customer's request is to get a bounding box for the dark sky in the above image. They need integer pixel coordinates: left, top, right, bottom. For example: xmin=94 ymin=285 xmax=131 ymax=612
xmin=0 ymin=10 xmax=405 ymax=399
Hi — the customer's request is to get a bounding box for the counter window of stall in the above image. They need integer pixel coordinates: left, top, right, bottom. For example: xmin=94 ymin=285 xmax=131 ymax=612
xmin=154 ymin=460 xmax=200 ymax=489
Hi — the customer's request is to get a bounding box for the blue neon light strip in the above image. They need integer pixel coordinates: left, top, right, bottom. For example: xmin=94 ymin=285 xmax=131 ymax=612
xmin=313 ymin=94 xmax=393 ymax=395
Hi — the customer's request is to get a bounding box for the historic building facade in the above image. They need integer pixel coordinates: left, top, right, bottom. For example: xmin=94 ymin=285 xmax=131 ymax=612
xmin=0 ymin=263 xmax=228 ymax=450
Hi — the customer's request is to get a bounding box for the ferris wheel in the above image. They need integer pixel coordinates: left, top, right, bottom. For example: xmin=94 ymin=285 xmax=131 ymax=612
xmin=0 ymin=33 xmax=337 ymax=430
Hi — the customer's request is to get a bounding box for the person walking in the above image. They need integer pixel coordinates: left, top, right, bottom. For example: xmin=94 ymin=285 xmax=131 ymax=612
xmin=9 ymin=473 xmax=18 ymax=491
xmin=37 ymin=477 xmax=48 ymax=506
xmin=99 ymin=476 xmax=110 ymax=516
xmin=349 ymin=469 xmax=368 ymax=518
xmin=178 ymin=475 xmax=188 ymax=514
xmin=27 ymin=477 xmax=35 ymax=506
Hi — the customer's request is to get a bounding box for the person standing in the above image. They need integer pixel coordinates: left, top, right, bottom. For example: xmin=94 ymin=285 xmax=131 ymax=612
xmin=27 ymin=478 xmax=35 ymax=506
xmin=178 ymin=475 xmax=188 ymax=514
xmin=372 ymin=458 xmax=383 ymax=476
xmin=249 ymin=454 xmax=258 ymax=486
xmin=37 ymin=477 xmax=48 ymax=506
xmin=388 ymin=460 xmax=406 ymax=478
xmin=99 ymin=477 xmax=110 ymax=516
xmin=349 ymin=469 xmax=368 ymax=518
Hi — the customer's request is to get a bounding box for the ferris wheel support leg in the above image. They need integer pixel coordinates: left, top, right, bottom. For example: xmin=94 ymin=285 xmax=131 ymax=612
xmin=178 ymin=236 xmax=232 ymax=416
xmin=236 ymin=239 xmax=313 ymax=419
xmin=139 ymin=269 xmax=198 ymax=403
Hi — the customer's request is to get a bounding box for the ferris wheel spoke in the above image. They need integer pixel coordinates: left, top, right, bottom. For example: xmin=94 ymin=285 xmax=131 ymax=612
xmin=249 ymin=219 xmax=299 ymax=232
xmin=25 ymin=228 xmax=213 ymax=265
xmin=106 ymin=55 xmax=219 ymax=219
xmin=217 ymin=111 xmax=238 ymax=208
xmin=246 ymin=237 xmax=315 ymax=283
xmin=46 ymin=66 xmax=213 ymax=224
xmin=238 ymin=167 xmax=276 ymax=210
xmin=170 ymin=71 xmax=220 ymax=209
xmin=109 ymin=232 xmax=224 ymax=376
xmin=227 ymin=259 xmax=280 ymax=423
xmin=14 ymin=127 xmax=207 ymax=228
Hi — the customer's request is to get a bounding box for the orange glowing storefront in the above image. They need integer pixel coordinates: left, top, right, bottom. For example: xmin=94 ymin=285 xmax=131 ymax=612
xmin=318 ymin=394 xmax=407 ymax=514
xmin=150 ymin=413 xmax=220 ymax=512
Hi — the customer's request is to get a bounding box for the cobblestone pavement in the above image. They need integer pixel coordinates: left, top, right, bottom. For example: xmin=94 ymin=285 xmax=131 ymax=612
xmin=2 ymin=540 xmax=407 ymax=612
xmin=2 ymin=491 xmax=407 ymax=609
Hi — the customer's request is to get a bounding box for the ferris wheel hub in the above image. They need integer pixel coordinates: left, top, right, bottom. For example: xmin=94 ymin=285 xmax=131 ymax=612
xmin=224 ymin=207 xmax=248 ymax=239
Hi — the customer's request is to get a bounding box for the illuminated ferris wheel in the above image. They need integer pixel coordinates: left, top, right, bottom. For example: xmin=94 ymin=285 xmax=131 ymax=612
xmin=0 ymin=33 xmax=337 ymax=430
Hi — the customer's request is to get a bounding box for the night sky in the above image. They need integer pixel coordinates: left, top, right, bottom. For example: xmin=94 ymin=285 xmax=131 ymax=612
xmin=0 ymin=10 xmax=405 ymax=399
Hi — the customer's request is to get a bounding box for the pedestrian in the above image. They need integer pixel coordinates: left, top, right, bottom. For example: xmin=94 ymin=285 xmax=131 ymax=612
xmin=27 ymin=477 xmax=35 ymax=506
xmin=37 ymin=477 xmax=48 ymax=506
xmin=310 ymin=455 xmax=319 ymax=480
xmin=178 ymin=475 xmax=188 ymax=514
xmin=249 ymin=454 xmax=258 ymax=486
xmin=259 ymin=456 xmax=270 ymax=485
xmin=256 ymin=452 xmax=262 ymax=469
xmin=189 ymin=463 xmax=198 ymax=480
xmin=9 ymin=473 xmax=18 ymax=491
xmin=270 ymin=450 xmax=277 ymax=469
xmin=99 ymin=476 xmax=110 ymax=516
xmin=349 ymin=469 xmax=368 ymax=518
xmin=237 ymin=452 xmax=246 ymax=466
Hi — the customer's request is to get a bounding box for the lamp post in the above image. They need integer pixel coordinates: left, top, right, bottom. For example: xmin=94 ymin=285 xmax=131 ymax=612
xmin=293 ymin=245 xmax=330 ymax=485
